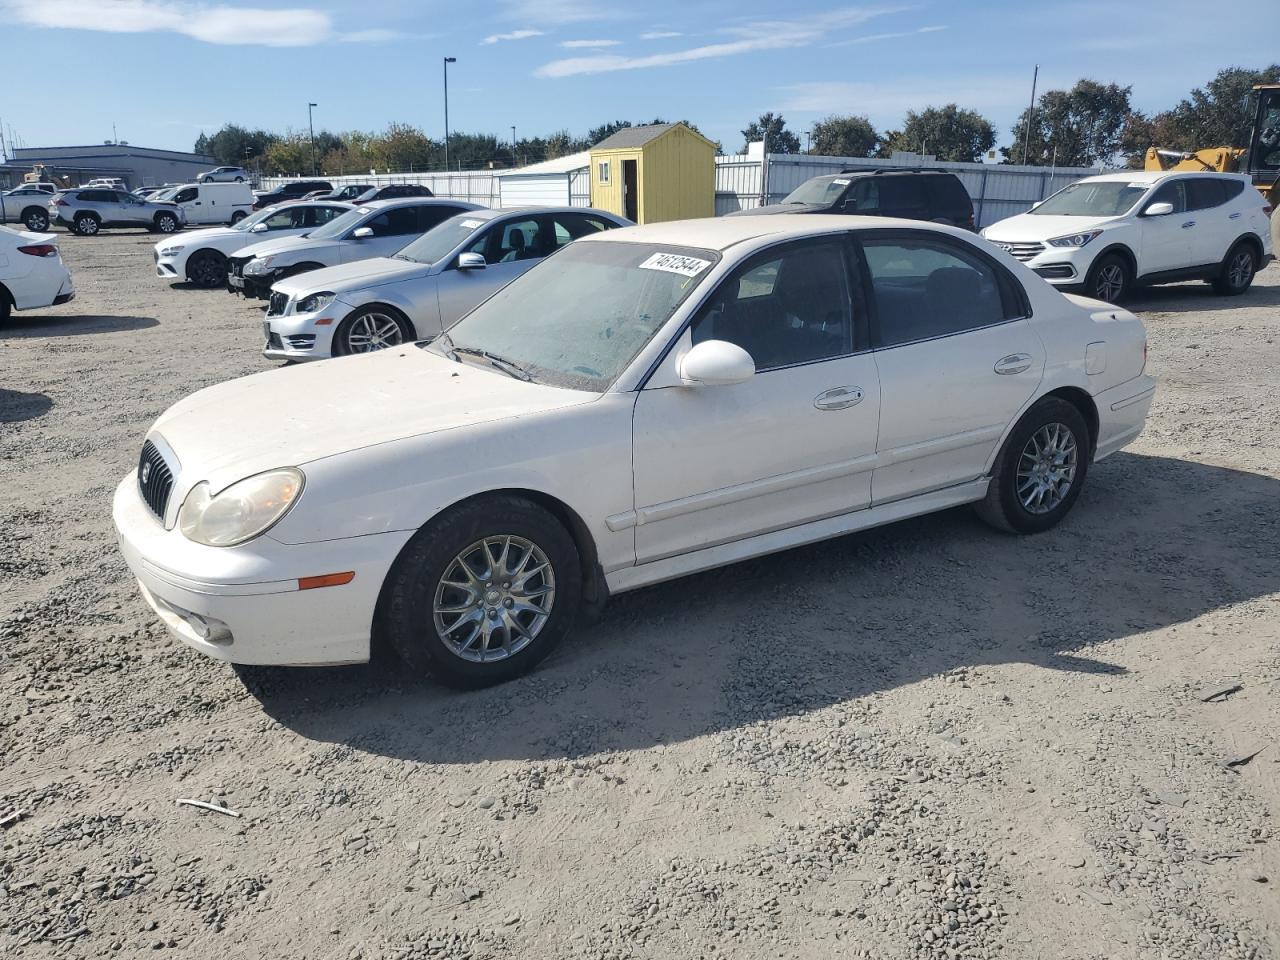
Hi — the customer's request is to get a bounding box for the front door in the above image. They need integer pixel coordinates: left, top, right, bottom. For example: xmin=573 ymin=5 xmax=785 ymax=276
xmin=340 ymin=205 xmax=425 ymax=262
xmin=435 ymin=215 xmax=544 ymax=327
xmin=631 ymin=237 xmax=881 ymax=563
xmin=1138 ymin=179 xmax=1194 ymax=275
xmin=623 ymin=159 xmax=638 ymax=222
xmin=858 ymin=231 xmax=1045 ymax=504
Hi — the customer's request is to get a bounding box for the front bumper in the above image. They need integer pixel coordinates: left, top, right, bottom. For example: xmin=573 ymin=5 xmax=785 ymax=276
xmin=989 ymin=238 xmax=1094 ymax=286
xmin=262 ymin=305 xmax=341 ymax=362
xmin=227 ymin=268 xmax=276 ymax=298
xmin=112 ymin=474 xmax=411 ymax=666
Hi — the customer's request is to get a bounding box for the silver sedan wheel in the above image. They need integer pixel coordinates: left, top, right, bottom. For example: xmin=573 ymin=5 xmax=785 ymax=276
xmin=344 ymin=311 xmax=405 ymax=353
xmin=1094 ymin=263 xmax=1124 ymax=301
xmin=433 ymin=535 xmax=556 ymax=663
xmin=1017 ymin=423 xmax=1078 ymax=514
xmin=1228 ymin=249 xmax=1254 ymax=288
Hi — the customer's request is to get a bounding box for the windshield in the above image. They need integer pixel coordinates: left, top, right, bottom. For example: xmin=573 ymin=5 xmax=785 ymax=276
xmin=151 ymin=187 xmax=179 ymax=201
xmin=1033 ymin=181 xmax=1149 ymax=216
xmin=395 ymin=213 xmax=490 ymax=264
xmin=429 ymin=241 xmax=718 ymax=392
xmin=783 ymin=175 xmax=852 ymax=206
xmin=232 ymin=206 xmax=280 ymax=232
xmin=306 ymin=206 xmax=371 ymax=241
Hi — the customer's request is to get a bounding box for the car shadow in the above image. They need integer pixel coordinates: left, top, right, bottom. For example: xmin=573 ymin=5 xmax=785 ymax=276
xmin=1 ymin=314 xmax=158 ymax=337
xmin=0 ymin=389 xmax=53 ymax=423
xmin=239 ymin=453 xmax=1280 ymax=764
xmin=1125 ymin=276 xmax=1280 ymax=314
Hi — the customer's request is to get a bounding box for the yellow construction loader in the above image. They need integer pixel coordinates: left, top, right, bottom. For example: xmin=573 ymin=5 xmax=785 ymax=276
xmin=1145 ymin=83 xmax=1280 ymax=250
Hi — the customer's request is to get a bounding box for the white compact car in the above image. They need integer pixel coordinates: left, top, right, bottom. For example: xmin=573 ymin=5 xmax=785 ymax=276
xmin=0 ymin=225 xmax=74 ymax=322
xmin=227 ymin=198 xmax=481 ymax=299
xmin=199 ymin=166 xmax=249 ymax=183
xmin=264 ymin=207 xmax=629 ymax=361
xmin=982 ymin=171 xmax=1273 ymax=302
xmin=154 ymin=201 xmax=354 ymax=287
xmin=114 ymin=215 xmax=1155 ymax=687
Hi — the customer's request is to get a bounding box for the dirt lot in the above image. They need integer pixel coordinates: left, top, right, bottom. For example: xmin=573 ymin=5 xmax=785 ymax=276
xmin=2 ymin=228 xmax=1278 ymax=960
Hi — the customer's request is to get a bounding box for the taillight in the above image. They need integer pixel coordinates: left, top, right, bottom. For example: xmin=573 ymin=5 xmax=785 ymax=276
xmin=1264 ymin=203 xmax=1274 ymax=218
xmin=55 ymin=198 xmax=69 ymax=206
xmin=17 ymin=244 xmax=58 ymax=258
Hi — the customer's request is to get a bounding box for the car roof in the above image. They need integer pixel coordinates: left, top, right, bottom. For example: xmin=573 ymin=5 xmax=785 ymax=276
xmin=1079 ymin=169 xmax=1250 ymax=185
xmin=577 ymin=213 xmax=964 ymax=252
xmin=356 ymin=197 xmax=479 ymax=211
xmin=446 ymin=205 xmax=619 ymax=223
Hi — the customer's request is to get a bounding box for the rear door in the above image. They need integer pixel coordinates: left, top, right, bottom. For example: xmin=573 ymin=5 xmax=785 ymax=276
xmin=862 ymin=176 xmax=930 ymax=221
xmin=1185 ymin=177 xmax=1231 ymax=266
xmin=857 ymin=229 xmax=1044 ymax=503
xmin=1138 ymin=179 xmax=1194 ymax=274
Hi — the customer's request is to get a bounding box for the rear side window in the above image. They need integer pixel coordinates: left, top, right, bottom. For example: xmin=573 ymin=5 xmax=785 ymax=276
xmin=1221 ymin=178 xmax=1246 ymax=201
xmin=548 ymin=212 xmax=613 ymax=247
xmin=862 ymin=234 xmax=1019 ymax=348
xmin=927 ymin=175 xmax=972 ymax=211
xmin=1186 ymin=179 xmax=1226 ymax=211
xmin=874 ymin=177 xmax=928 ymax=211
xmin=81 ymin=190 xmax=112 ymax=202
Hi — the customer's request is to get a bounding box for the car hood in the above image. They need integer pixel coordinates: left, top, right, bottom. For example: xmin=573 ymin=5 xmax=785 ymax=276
xmin=273 ymin=257 xmax=423 ymax=298
xmin=984 ymin=212 xmax=1118 ymax=241
xmin=236 ymin=234 xmax=332 ymax=260
xmin=726 ymin=202 xmax=827 ymax=217
xmin=160 ymin=225 xmax=240 ymax=248
xmin=150 ymin=348 xmax=596 ymax=493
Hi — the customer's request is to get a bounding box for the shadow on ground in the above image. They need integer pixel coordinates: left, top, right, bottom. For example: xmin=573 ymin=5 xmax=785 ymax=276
xmin=1 ymin=314 xmax=158 ymax=337
xmin=238 ymin=452 xmax=1280 ymax=764
xmin=1126 ymin=275 xmax=1280 ymax=315
xmin=0 ymin=389 xmax=53 ymax=423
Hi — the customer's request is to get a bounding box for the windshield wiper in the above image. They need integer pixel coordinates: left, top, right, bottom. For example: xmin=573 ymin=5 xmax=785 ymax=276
xmin=452 ymin=346 xmax=533 ymax=382
xmin=392 ymin=253 xmax=419 ymax=262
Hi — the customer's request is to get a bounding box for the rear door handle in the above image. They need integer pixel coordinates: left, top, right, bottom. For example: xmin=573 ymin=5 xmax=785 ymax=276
xmin=1181 ymin=220 xmax=1195 ymax=229
xmin=994 ymin=353 xmax=1033 ymax=375
xmin=814 ymin=386 xmax=864 ymax=410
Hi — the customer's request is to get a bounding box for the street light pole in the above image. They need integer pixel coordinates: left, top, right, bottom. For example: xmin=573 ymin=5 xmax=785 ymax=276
xmin=443 ymin=57 xmax=456 ymax=172
xmin=511 ymin=125 xmax=517 ymax=167
xmin=307 ymin=102 xmax=318 ymax=176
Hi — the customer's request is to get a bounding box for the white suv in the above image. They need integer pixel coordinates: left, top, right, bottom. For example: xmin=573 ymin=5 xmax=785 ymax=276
xmin=982 ymin=171 xmax=1273 ymax=302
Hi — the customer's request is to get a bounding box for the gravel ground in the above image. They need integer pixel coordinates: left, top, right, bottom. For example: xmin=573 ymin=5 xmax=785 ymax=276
xmin=2 ymin=228 xmax=1278 ymax=960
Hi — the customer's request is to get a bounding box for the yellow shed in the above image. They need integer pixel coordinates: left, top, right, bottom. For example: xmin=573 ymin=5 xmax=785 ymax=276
xmin=588 ymin=122 xmax=716 ymax=224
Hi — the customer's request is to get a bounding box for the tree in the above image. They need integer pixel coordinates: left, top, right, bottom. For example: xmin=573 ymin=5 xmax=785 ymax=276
xmin=1004 ymin=80 xmax=1136 ymax=167
xmin=741 ymin=112 xmax=800 ymax=154
xmin=195 ymin=124 xmax=277 ymax=166
xmin=369 ymin=122 xmax=434 ymax=172
xmin=1144 ymin=64 xmax=1280 ymax=152
xmin=877 ymin=104 xmax=995 ymax=162
xmin=587 ymin=120 xmax=631 ymax=145
xmin=810 ymin=115 xmax=878 ymax=158
xmin=262 ymin=133 xmax=313 ymax=175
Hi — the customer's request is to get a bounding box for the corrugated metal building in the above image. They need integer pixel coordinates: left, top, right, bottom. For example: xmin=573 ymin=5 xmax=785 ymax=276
xmin=5 ymin=144 xmax=217 ymax=190
xmin=589 ymin=123 xmax=716 ymax=223
xmin=494 ymin=151 xmax=591 ymax=207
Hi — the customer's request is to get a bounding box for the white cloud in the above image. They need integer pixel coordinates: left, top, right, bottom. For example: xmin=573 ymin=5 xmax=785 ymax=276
xmin=830 ymin=24 xmax=946 ymax=45
xmin=639 ymin=30 xmax=682 ymax=40
xmin=560 ymin=38 xmax=621 ymax=48
xmin=498 ymin=0 xmax=623 ymax=24
xmin=482 ymin=28 xmax=545 ymax=44
xmin=3 ymin=0 xmax=333 ymax=45
xmin=536 ymin=6 xmax=908 ymax=78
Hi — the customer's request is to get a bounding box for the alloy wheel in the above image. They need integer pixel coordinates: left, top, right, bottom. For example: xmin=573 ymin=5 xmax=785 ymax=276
xmin=1228 ymin=250 xmax=1254 ymax=289
xmin=1094 ymin=264 xmax=1124 ymax=301
xmin=344 ymin=311 xmax=405 ymax=352
xmin=26 ymin=212 xmax=48 ymax=231
xmin=190 ymin=254 xmax=225 ymax=287
xmin=1016 ymin=422 xmax=1078 ymax=515
xmin=433 ymin=535 xmax=555 ymax=663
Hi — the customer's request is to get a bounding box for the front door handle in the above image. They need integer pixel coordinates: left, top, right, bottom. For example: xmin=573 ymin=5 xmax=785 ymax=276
xmin=814 ymin=386 xmax=864 ymax=410
xmin=1181 ymin=220 xmax=1195 ymax=229
xmin=994 ymin=353 xmax=1033 ymax=375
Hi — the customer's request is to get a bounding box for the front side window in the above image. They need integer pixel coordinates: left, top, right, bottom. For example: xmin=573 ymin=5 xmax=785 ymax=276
xmin=261 ymin=208 xmax=298 ymax=230
xmin=1145 ymin=180 xmax=1187 ymax=215
xmin=690 ymin=239 xmax=854 ymax=371
xmin=174 ymin=187 xmax=197 ymax=203
xmin=467 ymin=218 xmax=543 ymax=264
xmin=307 ymin=206 xmax=372 ymax=240
xmin=309 ymin=205 xmax=347 ymax=226
xmin=862 ymin=235 xmax=1011 ymax=348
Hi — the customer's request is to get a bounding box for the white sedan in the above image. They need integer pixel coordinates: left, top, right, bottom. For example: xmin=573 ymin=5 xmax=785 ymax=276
xmin=113 ymin=216 xmax=1155 ymax=687
xmin=0 ymin=225 xmax=74 ymax=322
xmin=153 ymin=201 xmax=353 ymax=288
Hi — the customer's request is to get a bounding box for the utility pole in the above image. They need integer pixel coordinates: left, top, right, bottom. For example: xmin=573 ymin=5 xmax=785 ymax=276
xmin=1021 ymin=64 xmax=1039 ymax=166
xmin=511 ymin=125 xmax=517 ymax=167
xmin=443 ymin=57 xmax=456 ymax=172
xmin=308 ymin=102 xmax=318 ymax=176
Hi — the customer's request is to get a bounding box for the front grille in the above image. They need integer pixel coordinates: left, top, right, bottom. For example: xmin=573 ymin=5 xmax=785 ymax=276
xmin=267 ymin=292 xmax=289 ymax=316
xmin=996 ymin=241 xmax=1045 ymax=262
xmin=137 ymin=440 xmax=175 ymax=521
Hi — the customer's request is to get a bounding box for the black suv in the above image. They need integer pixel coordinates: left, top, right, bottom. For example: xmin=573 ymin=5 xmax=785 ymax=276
xmin=731 ymin=169 xmax=975 ymax=230
xmin=353 ymin=184 xmax=435 ymax=202
xmin=252 ymin=180 xmax=334 ymax=210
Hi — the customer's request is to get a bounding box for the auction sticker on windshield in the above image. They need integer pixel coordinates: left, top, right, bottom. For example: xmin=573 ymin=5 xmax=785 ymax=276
xmin=459 ymin=219 xmax=484 ymax=229
xmin=638 ymin=252 xmax=711 ymax=277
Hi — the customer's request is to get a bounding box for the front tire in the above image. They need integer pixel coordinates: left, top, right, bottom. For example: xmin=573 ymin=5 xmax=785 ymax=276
xmin=1084 ymin=253 xmax=1130 ymax=303
xmin=154 ymin=212 xmax=179 ymax=234
xmin=977 ymin=397 xmax=1091 ymax=534
xmin=23 ymin=208 xmax=49 ymax=232
xmin=332 ymin=306 xmax=411 ymax=356
xmin=1212 ymin=242 xmax=1257 ymax=296
xmin=73 ymin=213 xmax=100 ymax=236
xmin=186 ymin=249 xmax=228 ymax=288
xmin=382 ymin=495 xmax=582 ymax=688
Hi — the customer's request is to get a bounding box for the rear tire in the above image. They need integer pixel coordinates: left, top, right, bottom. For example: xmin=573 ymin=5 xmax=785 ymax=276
xmin=1084 ymin=253 xmax=1130 ymax=303
xmin=1212 ymin=242 xmax=1257 ymax=296
xmin=382 ymin=495 xmax=582 ymax=688
xmin=186 ymin=249 xmax=228 ymax=288
xmin=230 ymin=211 xmax=248 ymax=224
xmin=0 ymin=289 xmax=11 ymax=324
xmin=976 ymin=397 xmax=1091 ymax=534
xmin=73 ymin=213 xmax=100 ymax=236
xmin=23 ymin=208 xmax=49 ymax=232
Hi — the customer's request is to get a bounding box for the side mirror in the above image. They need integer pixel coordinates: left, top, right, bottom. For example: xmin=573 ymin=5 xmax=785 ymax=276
xmin=677 ymin=339 xmax=755 ymax=387
xmin=250 ymin=222 xmax=268 ymax=233
xmin=1144 ymin=201 xmax=1174 ymax=217
xmin=352 ymin=226 xmax=374 ymax=239
xmin=1030 ymin=200 xmax=1043 ymax=210
xmin=456 ymin=252 xmax=487 ymax=270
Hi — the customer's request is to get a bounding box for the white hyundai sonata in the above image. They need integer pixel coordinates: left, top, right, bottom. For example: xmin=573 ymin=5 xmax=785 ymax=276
xmin=113 ymin=215 xmax=1155 ymax=687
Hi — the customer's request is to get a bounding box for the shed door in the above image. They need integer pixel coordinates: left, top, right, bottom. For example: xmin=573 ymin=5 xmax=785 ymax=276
xmin=623 ymin=159 xmax=638 ymax=222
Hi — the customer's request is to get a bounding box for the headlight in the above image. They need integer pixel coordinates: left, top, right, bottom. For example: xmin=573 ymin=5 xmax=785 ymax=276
xmin=1048 ymin=230 xmax=1102 ymax=248
xmin=244 ymin=256 xmax=275 ymax=276
xmin=178 ymin=468 xmax=304 ymax=547
xmin=297 ymin=291 xmax=336 ymax=314
xmin=159 ymin=245 xmax=184 ymax=256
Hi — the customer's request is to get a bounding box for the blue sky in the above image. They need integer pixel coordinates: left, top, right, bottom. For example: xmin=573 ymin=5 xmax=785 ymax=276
xmin=1 ymin=0 xmax=1275 ymax=159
